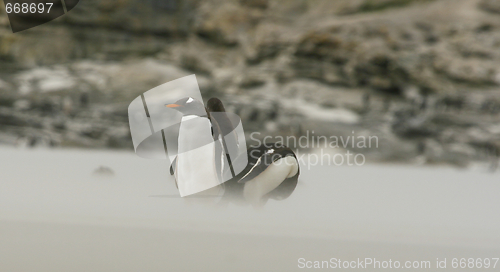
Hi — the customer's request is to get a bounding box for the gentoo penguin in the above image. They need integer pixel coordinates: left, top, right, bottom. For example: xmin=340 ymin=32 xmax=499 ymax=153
xmin=166 ymin=97 xmax=300 ymax=207
xmin=165 ymin=97 xmax=225 ymax=198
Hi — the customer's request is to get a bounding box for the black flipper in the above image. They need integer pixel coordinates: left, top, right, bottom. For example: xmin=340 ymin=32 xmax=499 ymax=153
xmin=169 ymin=157 xmax=176 ymax=175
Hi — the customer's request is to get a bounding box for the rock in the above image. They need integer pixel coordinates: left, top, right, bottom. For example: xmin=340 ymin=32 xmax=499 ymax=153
xmin=13 ymin=100 xmax=30 ymax=110
xmin=244 ymin=23 xmax=291 ymax=64
xmin=63 ymin=0 xmax=197 ymax=36
xmin=237 ymin=74 xmax=266 ymax=89
xmin=92 ymin=166 xmax=115 ymax=177
xmin=391 ymin=110 xmax=438 ymax=139
xmin=1 ymin=0 xmax=500 ymax=168
xmin=479 ymin=0 xmax=500 ymax=14
xmin=240 ymin=0 xmax=269 ymax=9
xmin=16 ymin=67 xmax=76 ymax=95
xmin=194 ymin=2 xmax=262 ymax=46
xmin=295 ymin=32 xmax=343 ymax=60
xmin=0 ymin=110 xmax=28 ymax=127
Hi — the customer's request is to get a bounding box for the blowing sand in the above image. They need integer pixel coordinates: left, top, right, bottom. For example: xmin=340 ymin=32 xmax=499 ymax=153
xmin=1 ymin=147 xmax=499 ymax=271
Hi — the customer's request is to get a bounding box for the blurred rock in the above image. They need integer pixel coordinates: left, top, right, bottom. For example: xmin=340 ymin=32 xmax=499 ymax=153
xmin=194 ymin=2 xmax=261 ymax=46
xmin=0 ymin=0 xmax=500 ymax=169
xmin=479 ymin=0 xmax=500 ymax=14
xmin=92 ymin=166 xmax=115 ymax=177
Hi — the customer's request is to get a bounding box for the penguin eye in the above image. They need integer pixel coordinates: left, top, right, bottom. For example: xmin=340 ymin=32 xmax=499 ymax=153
xmin=186 ymin=97 xmax=194 ymax=104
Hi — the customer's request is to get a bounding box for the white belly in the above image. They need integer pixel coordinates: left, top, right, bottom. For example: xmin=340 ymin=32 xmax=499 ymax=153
xmin=176 ymin=116 xmax=223 ymax=197
xmin=243 ymin=156 xmax=299 ymax=207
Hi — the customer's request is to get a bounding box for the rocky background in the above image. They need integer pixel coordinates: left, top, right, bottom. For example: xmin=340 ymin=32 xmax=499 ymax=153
xmin=1 ymin=0 xmax=500 ymax=168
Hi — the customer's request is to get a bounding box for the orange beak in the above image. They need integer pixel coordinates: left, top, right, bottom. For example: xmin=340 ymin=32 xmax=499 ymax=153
xmin=165 ymin=104 xmax=181 ymax=108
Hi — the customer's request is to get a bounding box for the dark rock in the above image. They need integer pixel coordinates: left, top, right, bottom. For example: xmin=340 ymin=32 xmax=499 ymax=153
xmin=479 ymin=0 xmax=500 ymax=14
xmin=240 ymin=0 xmax=269 ymax=9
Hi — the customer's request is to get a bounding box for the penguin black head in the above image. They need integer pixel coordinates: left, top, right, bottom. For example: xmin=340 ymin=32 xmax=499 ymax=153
xmin=207 ymin=97 xmax=226 ymax=113
xmin=165 ymin=97 xmax=207 ymax=117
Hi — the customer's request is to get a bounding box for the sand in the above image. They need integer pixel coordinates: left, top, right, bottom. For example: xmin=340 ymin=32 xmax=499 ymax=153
xmin=1 ymin=147 xmax=499 ymax=271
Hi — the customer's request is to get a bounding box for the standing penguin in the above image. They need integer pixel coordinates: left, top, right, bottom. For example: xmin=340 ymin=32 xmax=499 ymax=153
xmin=165 ymin=97 xmax=225 ymax=198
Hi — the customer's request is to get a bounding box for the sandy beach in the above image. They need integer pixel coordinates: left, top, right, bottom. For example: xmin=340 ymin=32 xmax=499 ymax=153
xmin=1 ymin=147 xmax=499 ymax=271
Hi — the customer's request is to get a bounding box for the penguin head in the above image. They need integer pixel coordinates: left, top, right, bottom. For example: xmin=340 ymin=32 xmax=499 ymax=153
xmin=165 ymin=97 xmax=207 ymax=117
xmin=206 ymin=97 xmax=226 ymax=113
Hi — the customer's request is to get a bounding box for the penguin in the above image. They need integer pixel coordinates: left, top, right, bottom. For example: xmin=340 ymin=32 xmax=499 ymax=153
xmin=166 ymin=97 xmax=300 ymax=207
